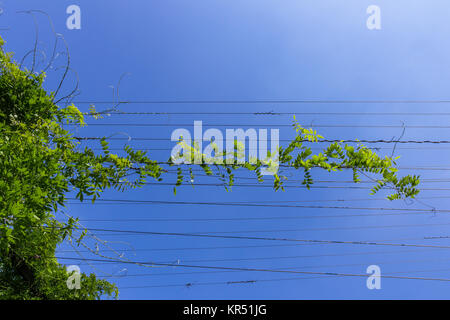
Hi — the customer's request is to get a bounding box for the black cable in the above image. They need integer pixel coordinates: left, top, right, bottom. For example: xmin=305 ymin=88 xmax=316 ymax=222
xmin=67 ymin=122 xmax=450 ymax=129
xmin=72 ymin=99 xmax=450 ymax=104
xmin=157 ymin=173 xmax=450 ymax=184
xmin=95 ymin=256 xmax=450 ymax=278
xmin=74 ymin=136 xmax=450 ymax=144
xmin=65 ymin=198 xmax=442 ymax=213
xmin=79 ymin=222 xmax=450 ymax=236
xmin=118 ymin=267 xmax=450 ymax=289
xmin=78 ymin=111 xmax=450 ymax=116
xmin=54 ymin=256 xmax=450 ymax=283
xmin=71 ymin=211 xmax=446 ymax=222
xmin=114 ymin=182 xmax=450 ymax=191
xmin=67 ymin=227 xmax=450 ymax=249
xmin=86 ymin=146 xmax=450 ymax=151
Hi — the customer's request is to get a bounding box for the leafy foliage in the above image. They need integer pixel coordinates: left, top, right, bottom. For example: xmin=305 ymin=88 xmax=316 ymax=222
xmin=170 ymin=116 xmax=420 ymax=199
xmin=0 ymin=37 xmax=162 ymax=299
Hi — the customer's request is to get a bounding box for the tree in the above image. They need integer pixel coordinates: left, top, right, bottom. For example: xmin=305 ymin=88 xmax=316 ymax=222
xmin=0 ymin=35 xmax=420 ymax=300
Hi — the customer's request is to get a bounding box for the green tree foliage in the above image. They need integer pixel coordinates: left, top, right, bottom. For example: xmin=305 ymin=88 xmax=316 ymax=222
xmin=0 ymin=37 xmax=162 ymax=299
xmin=0 ymin=36 xmax=419 ymax=299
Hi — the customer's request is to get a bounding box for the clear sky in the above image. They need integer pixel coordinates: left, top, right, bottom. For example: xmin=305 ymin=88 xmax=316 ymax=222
xmin=3 ymin=0 xmax=450 ymax=299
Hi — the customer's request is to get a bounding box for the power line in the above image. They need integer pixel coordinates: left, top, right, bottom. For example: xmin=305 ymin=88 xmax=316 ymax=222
xmin=164 ymin=166 xmax=450 ymax=172
xmin=98 ymin=256 xmax=450 ymax=278
xmin=66 ymin=198 xmax=442 ymax=213
xmin=112 ymin=181 xmax=450 ymax=191
xmin=79 ymin=111 xmax=450 ymax=116
xmin=72 ymin=212 xmax=444 ymax=222
xmin=74 ymin=136 xmax=450 ymax=144
xmin=72 ymin=227 xmax=450 ymax=249
xmin=72 ymin=210 xmax=447 ymax=223
xmin=60 ymin=247 xmax=427 ymax=257
xmin=70 ymin=182 xmax=390 ymax=190
xmin=80 ymin=222 xmax=450 ymax=236
xmin=118 ymin=267 xmax=450 ymax=289
xmin=86 ymin=146 xmax=450 ymax=151
xmin=72 ymin=211 xmax=445 ymax=222
xmin=72 ymin=99 xmax=450 ymax=104
xmin=54 ymin=256 xmax=450 ymax=283
xmin=158 ymin=163 xmax=450 ymax=172
xmin=70 ymin=232 xmax=446 ymax=260
xmin=67 ymin=122 xmax=450 ymax=129
xmin=70 ymin=195 xmax=450 ymax=205
xmin=158 ymin=173 xmax=450 ymax=184
xmin=60 ymin=242 xmax=322 ymax=253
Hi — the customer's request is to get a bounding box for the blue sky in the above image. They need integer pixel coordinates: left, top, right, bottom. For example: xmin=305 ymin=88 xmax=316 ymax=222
xmin=3 ymin=0 xmax=450 ymax=299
